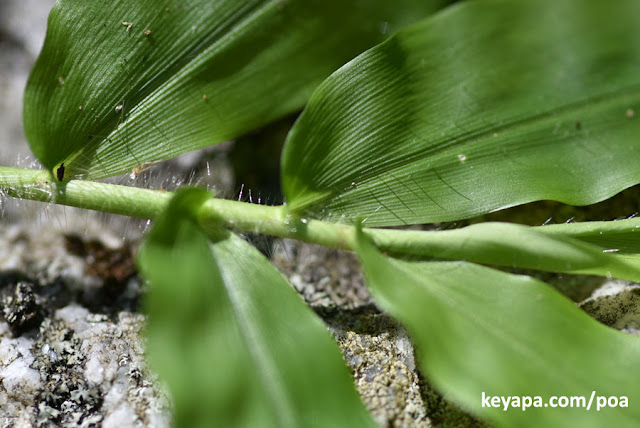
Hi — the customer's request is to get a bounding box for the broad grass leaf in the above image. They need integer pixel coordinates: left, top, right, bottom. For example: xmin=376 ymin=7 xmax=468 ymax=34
xmin=282 ymin=0 xmax=640 ymax=226
xmin=355 ymin=230 xmax=640 ymax=427
xmin=24 ymin=0 xmax=446 ymax=180
xmin=137 ymin=188 xmax=375 ymax=428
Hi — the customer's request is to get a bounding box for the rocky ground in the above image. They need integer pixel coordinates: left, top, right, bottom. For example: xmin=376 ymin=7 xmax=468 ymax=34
xmin=1 ymin=1 xmax=640 ymax=427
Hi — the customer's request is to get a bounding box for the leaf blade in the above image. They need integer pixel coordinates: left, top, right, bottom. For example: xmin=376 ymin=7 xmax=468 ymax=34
xmin=137 ymin=188 xmax=376 ymax=427
xmin=355 ymin=229 xmax=640 ymax=427
xmin=24 ymin=0 xmax=445 ymax=179
xmin=282 ymin=0 xmax=640 ymax=226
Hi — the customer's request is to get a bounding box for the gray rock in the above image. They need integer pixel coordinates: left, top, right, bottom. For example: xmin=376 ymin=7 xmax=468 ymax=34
xmin=0 ymin=226 xmax=171 ymax=428
xmin=580 ymin=281 xmax=640 ymax=335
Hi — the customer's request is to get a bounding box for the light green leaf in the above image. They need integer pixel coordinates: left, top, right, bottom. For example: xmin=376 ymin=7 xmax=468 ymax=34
xmin=137 ymin=188 xmax=375 ymax=428
xmin=367 ymin=221 xmax=640 ymax=282
xmin=282 ymin=0 xmax=640 ymax=226
xmin=24 ymin=0 xmax=445 ymax=180
xmin=539 ymin=218 xmax=640 ymax=259
xmin=355 ymin=229 xmax=640 ymax=427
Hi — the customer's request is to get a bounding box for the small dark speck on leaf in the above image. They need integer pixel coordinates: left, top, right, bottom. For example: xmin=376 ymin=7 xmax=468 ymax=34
xmin=56 ymin=164 xmax=65 ymax=182
xmin=574 ymin=120 xmax=581 ymax=130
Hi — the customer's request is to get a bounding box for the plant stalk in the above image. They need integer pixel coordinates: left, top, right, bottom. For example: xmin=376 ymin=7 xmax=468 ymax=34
xmin=1 ymin=167 xmax=639 ymax=268
xmin=0 ymin=167 xmax=358 ymax=249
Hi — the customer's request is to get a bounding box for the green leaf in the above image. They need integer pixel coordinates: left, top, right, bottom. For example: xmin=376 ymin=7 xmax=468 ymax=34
xmin=24 ymin=0 xmax=445 ymax=180
xmin=539 ymin=218 xmax=640 ymax=259
xmin=355 ymin=229 xmax=640 ymax=427
xmin=367 ymin=221 xmax=640 ymax=282
xmin=137 ymin=188 xmax=376 ymax=428
xmin=282 ymin=0 xmax=640 ymax=226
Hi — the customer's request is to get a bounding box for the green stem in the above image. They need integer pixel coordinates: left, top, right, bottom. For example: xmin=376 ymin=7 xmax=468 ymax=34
xmin=1 ymin=167 xmax=640 ymax=280
xmin=0 ymin=167 xmax=357 ymax=249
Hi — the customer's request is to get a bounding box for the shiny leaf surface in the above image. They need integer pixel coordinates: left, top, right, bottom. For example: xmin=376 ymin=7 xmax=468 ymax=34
xmin=282 ymin=0 xmax=640 ymax=226
xmin=24 ymin=0 xmax=444 ymax=179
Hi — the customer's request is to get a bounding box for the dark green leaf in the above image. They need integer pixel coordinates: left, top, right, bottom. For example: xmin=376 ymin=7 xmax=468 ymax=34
xmin=24 ymin=0 xmax=445 ymax=180
xmin=137 ymin=188 xmax=375 ymax=428
xmin=282 ymin=0 xmax=640 ymax=226
xmin=356 ymin=229 xmax=640 ymax=427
